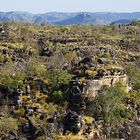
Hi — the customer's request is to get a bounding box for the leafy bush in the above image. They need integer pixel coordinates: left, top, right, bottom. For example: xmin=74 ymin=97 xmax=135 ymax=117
xmin=99 ymin=51 xmax=111 ymax=59
xmin=86 ymin=85 xmax=130 ymax=138
xmin=0 ymin=55 xmax=4 ymax=62
xmin=65 ymin=51 xmax=77 ymax=64
xmin=47 ymin=69 xmax=72 ymax=89
xmin=0 ymin=117 xmax=19 ymax=137
xmin=98 ymin=85 xmax=130 ymax=137
xmin=126 ymin=64 xmax=140 ymax=91
xmin=26 ymin=58 xmax=47 ymax=79
xmin=129 ymin=91 xmax=140 ymax=106
xmin=52 ymin=90 xmax=64 ymax=104
xmin=0 ymin=71 xmax=26 ymax=90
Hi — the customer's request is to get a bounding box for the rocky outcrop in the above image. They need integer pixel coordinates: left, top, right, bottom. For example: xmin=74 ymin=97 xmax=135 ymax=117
xmin=71 ymin=55 xmax=132 ymax=99
xmin=84 ymin=75 xmax=131 ymax=98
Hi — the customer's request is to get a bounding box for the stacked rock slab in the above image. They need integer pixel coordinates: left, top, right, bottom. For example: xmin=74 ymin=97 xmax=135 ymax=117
xmin=64 ymin=80 xmax=86 ymax=134
xmin=68 ymin=80 xmax=86 ymax=114
xmin=63 ymin=111 xmax=82 ymax=134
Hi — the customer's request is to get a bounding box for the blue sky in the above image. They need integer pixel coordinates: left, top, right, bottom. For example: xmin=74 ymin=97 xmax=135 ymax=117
xmin=0 ymin=0 xmax=140 ymax=13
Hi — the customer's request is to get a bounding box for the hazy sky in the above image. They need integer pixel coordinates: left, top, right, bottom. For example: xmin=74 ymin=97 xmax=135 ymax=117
xmin=0 ymin=0 xmax=140 ymax=13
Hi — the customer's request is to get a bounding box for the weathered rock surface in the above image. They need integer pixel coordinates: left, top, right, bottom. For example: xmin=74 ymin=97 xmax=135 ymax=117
xmin=84 ymin=75 xmax=131 ymax=98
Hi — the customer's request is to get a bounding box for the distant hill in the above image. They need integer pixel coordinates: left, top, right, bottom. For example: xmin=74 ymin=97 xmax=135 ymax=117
xmin=0 ymin=11 xmax=140 ymax=25
xmin=111 ymin=19 xmax=132 ymax=25
xmin=55 ymin=13 xmax=109 ymax=25
xmin=0 ymin=11 xmax=34 ymax=23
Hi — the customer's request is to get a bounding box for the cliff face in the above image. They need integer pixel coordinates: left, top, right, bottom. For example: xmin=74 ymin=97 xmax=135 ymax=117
xmin=84 ymin=75 xmax=131 ymax=98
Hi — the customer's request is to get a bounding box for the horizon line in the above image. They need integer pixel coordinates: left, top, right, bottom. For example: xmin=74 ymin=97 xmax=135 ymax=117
xmin=0 ymin=10 xmax=140 ymax=14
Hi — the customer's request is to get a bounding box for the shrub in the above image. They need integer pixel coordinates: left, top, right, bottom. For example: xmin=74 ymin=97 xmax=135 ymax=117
xmin=47 ymin=69 xmax=72 ymax=89
xmin=52 ymin=90 xmax=64 ymax=104
xmin=0 ymin=55 xmax=4 ymax=62
xmin=0 ymin=71 xmax=26 ymax=90
xmin=0 ymin=117 xmax=19 ymax=137
xmin=129 ymin=91 xmax=140 ymax=105
xmin=65 ymin=51 xmax=77 ymax=64
xmin=126 ymin=64 xmax=140 ymax=91
xmin=98 ymin=85 xmax=130 ymax=137
xmin=15 ymin=108 xmax=25 ymax=116
xmin=26 ymin=58 xmax=47 ymax=79
xmin=86 ymin=85 xmax=130 ymax=138
xmin=99 ymin=51 xmax=111 ymax=59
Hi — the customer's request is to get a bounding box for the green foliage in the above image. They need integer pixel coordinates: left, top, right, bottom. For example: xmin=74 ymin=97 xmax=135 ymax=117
xmin=100 ymin=86 xmax=127 ymax=119
xmin=129 ymin=91 xmax=140 ymax=105
xmin=0 ymin=55 xmax=4 ymax=62
xmin=94 ymin=85 xmax=130 ymax=137
xmin=0 ymin=70 xmax=26 ymax=90
xmin=26 ymin=58 xmax=47 ymax=79
xmin=45 ymin=103 xmax=60 ymax=115
xmin=99 ymin=51 xmax=111 ymax=59
xmin=52 ymin=90 xmax=64 ymax=104
xmin=47 ymin=69 xmax=72 ymax=89
xmin=126 ymin=64 xmax=140 ymax=91
xmin=132 ymin=20 xmax=140 ymax=26
xmin=65 ymin=51 xmax=77 ymax=64
xmin=15 ymin=108 xmax=25 ymax=116
xmin=60 ymin=26 xmax=70 ymax=33
xmin=0 ymin=117 xmax=19 ymax=137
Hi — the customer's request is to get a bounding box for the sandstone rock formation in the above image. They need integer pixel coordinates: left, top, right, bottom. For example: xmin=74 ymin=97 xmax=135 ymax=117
xmin=84 ymin=75 xmax=131 ymax=98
